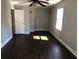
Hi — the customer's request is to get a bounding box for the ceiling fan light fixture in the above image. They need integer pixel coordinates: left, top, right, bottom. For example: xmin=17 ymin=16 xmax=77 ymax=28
xmin=33 ymin=3 xmax=37 ymax=6
xmin=18 ymin=0 xmax=49 ymax=7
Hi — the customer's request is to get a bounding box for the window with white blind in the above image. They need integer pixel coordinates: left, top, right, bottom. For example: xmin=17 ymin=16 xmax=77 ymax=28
xmin=56 ymin=8 xmax=64 ymax=31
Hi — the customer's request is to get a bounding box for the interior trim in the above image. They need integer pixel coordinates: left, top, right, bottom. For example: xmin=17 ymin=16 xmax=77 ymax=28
xmin=35 ymin=29 xmax=49 ymax=31
xmin=49 ymin=30 xmax=77 ymax=57
xmin=1 ymin=35 xmax=13 ymax=48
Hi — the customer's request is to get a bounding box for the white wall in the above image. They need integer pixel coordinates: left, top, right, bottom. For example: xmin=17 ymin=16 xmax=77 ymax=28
xmin=34 ymin=7 xmax=50 ymax=31
xmin=24 ymin=6 xmax=30 ymax=34
xmin=1 ymin=0 xmax=12 ymax=47
xmin=29 ymin=7 xmax=35 ymax=32
xmin=14 ymin=6 xmax=50 ymax=32
xmin=50 ymin=0 xmax=77 ymax=56
xmin=29 ymin=7 xmax=50 ymax=32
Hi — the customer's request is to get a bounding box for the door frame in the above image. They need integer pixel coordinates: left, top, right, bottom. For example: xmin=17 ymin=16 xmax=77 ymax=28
xmin=14 ymin=10 xmax=25 ymax=34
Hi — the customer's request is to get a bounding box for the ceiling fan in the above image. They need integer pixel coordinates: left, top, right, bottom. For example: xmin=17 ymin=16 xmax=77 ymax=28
xmin=19 ymin=0 xmax=49 ymax=7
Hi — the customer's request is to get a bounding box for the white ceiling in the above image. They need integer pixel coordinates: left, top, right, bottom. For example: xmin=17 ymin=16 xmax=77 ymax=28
xmin=10 ymin=0 xmax=62 ymax=8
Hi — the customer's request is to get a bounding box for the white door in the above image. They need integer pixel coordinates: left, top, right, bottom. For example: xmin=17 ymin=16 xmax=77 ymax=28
xmin=15 ymin=10 xmax=25 ymax=34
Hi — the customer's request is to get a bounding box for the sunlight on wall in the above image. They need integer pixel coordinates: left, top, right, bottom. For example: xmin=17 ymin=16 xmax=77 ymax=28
xmin=49 ymin=0 xmax=62 ymax=4
xmin=56 ymin=8 xmax=64 ymax=31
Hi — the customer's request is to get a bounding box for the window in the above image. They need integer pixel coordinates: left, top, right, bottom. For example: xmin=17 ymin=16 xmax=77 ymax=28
xmin=56 ymin=8 xmax=64 ymax=31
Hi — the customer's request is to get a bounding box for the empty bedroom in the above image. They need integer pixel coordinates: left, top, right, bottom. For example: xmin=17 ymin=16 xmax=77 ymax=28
xmin=1 ymin=0 xmax=77 ymax=59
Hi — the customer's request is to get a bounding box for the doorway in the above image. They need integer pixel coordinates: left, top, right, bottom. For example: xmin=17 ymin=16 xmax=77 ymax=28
xmin=14 ymin=10 xmax=25 ymax=34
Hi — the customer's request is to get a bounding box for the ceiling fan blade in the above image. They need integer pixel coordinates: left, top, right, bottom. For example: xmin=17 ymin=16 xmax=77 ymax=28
xmin=39 ymin=1 xmax=49 ymax=4
xmin=29 ymin=2 xmax=34 ymax=7
xmin=38 ymin=2 xmax=46 ymax=7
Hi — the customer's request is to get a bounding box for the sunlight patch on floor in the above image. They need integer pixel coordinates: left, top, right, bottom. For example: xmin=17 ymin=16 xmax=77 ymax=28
xmin=40 ymin=36 xmax=48 ymax=40
xmin=33 ymin=35 xmax=40 ymax=40
xmin=33 ymin=35 xmax=48 ymax=41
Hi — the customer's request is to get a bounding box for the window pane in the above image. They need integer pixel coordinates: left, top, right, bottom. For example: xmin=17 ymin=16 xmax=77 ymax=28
xmin=56 ymin=8 xmax=64 ymax=31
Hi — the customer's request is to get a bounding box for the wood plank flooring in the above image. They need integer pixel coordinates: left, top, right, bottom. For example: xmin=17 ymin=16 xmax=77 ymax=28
xmin=1 ymin=31 xmax=77 ymax=59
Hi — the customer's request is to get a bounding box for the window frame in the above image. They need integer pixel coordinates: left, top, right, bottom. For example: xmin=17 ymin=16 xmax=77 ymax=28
xmin=55 ymin=8 xmax=64 ymax=31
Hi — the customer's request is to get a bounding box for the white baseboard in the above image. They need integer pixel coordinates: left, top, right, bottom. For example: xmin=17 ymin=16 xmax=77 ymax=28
xmin=35 ymin=29 xmax=49 ymax=31
xmin=25 ymin=32 xmax=30 ymax=34
xmin=49 ymin=30 xmax=77 ymax=57
xmin=30 ymin=30 xmax=35 ymax=32
xmin=1 ymin=35 xmax=13 ymax=48
xmin=16 ymin=32 xmax=30 ymax=34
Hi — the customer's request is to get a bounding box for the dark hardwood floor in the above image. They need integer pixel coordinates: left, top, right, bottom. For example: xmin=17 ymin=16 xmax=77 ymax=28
xmin=1 ymin=31 xmax=77 ymax=59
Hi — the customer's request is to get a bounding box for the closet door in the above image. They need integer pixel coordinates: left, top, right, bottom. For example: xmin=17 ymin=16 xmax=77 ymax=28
xmin=15 ymin=10 xmax=25 ymax=34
